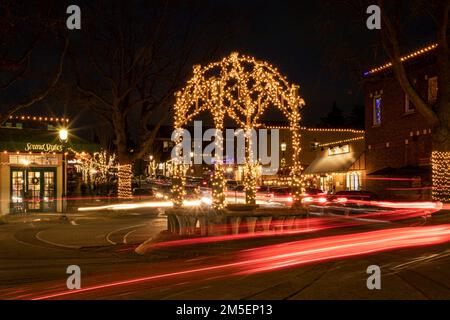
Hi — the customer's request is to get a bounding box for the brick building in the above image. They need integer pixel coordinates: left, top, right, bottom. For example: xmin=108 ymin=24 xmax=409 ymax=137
xmin=363 ymin=44 xmax=438 ymax=199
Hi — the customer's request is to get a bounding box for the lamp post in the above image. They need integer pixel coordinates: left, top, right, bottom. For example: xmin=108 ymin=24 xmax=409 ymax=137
xmin=58 ymin=128 xmax=68 ymax=219
xmin=21 ymin=159 xmax=30 ymax=214
xmin=149 ymin=155 xmax=154 ymax=179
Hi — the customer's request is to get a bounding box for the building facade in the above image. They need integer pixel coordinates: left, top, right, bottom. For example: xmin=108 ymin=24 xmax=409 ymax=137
xmin=150 ymin=124 xmax=365 ymax=190
xmin=363 ymin=44 xmax=438 ymax=199
xmin=0 ymin=115 xmax=98 ymax=214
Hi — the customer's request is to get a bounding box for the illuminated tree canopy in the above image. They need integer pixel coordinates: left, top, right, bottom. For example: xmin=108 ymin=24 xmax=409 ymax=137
xmin=173 ymin=52 xmax=306 ymax=209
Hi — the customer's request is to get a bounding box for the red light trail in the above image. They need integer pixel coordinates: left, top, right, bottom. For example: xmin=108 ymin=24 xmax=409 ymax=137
xmin=27 ymin=224 xmax=450 ymax=300
xmin=142 ymin=201 xmax=441 ymax=250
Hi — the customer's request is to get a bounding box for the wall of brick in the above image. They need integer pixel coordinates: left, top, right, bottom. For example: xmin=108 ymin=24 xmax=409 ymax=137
xmin=364 ymin=58 xmax=436 ymax=173
xmin=363 ymin=55 xmax=436 ymax=199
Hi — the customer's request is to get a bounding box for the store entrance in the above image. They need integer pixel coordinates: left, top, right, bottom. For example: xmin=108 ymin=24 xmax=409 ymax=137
xmin=11 ymin=167 xmax=56 ymax=213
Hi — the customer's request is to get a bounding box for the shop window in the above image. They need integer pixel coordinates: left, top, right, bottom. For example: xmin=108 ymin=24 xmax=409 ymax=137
xmin=373 ymin=96 xmax=382 ymax=126
xmin=328 ymin=144 xmax=349 ymax=156
xmin=346 ymin=172 xmax=361 ymax=191
xmin=428 ymin=76 xmax=438 ymax=104
xmin=9 ymin=154 xmax=59 ymax=166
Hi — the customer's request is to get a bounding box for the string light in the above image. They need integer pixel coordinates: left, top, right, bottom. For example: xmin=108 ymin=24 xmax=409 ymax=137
xmin=265 ymin=126 xmax=365 ymax=134
xmin=117 ymin=163 xmax=133 ymax=199
xmin=173 ymin=52 xmax=305 ymax=208
xmin=7 ymin=115 xmax=69 ymax=122
xmin=319 ymin=136 xmax=364 ymax=147
xmin=431 ymin=151 xmax=450 ymax=202
xmin=364 ymin=43 xmax=438 ymax=76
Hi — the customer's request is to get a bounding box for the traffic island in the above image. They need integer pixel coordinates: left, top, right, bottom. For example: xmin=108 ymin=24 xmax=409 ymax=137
xmin=135 ymin=205 xmax=308 ymax=255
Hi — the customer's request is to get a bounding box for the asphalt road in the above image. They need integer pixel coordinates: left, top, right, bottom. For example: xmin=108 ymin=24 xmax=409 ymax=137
xmin=1 ymin=209 xmax=450 ymax=300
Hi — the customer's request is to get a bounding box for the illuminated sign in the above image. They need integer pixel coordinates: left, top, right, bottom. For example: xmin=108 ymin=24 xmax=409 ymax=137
xmin=328 ymin=144 xmax=350 ymax=156
xmin=24 ymin=143 xmax=63 ymax=152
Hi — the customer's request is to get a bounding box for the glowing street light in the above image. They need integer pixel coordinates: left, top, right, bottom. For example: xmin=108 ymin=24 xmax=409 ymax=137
xmin=58 ymin=128 xmax=68 ymax=142
xmin=58 ymin=127 xmax=69 ymax=218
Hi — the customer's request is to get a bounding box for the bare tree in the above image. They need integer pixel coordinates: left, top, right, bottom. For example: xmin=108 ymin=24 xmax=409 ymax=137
xmin=378 ymin=0 xmax=449 ymax=200
xmin=319 ymin=0 xmax=449 ymax=200
xmin=0 ymin=1 xmax=68 ymax=125
xmin=73 ymin=1 xmax=219 ymax=197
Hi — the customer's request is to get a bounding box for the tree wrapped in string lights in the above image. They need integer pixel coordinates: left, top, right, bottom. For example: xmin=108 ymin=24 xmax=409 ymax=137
xmin=173 ymin=52 xmax=305 ymax=209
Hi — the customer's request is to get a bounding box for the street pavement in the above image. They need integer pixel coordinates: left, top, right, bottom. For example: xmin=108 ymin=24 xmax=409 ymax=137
xmin=0 ymin=209 xmax=450 ymax=299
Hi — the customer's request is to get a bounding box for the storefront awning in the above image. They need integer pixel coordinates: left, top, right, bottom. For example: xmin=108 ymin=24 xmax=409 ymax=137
xmin=303 ymin=151 xmax=363 ymax=175
xmin=0 ymin=129 xmax=100 ymax=153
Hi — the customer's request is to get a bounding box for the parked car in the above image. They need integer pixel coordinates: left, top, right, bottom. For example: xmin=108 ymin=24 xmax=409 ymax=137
xmin=329 ymin=190 xmax=379 ymax=202
xmin=268 ymin=187 xmax=293 ymax=204
xmin=132 ymin=188 xmax=155 ymax=199
xmin=304 ymin=188 xmax=326 ymax=196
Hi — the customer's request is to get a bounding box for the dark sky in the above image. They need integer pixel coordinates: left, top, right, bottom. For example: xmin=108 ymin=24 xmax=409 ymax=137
xmin=194 ymin=0 xmax=368 ymax=126
xmin=2 ymin=0 xmax=436 ymax=135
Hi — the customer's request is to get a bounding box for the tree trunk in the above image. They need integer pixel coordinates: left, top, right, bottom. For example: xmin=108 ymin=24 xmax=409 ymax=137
xmin=117 ymin=152 xmax=133 ymax=199
xmin=432 ymin=122 xmax=450 ymax=202
xmin=244 ymin=128 xmax=256 ymax=205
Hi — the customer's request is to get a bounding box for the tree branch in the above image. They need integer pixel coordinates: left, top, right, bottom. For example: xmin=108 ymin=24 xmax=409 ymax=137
xmin=0 ymin=36 xmax=69 ymax=125
xmin=378 ymin=0 xmax=440 ymax=126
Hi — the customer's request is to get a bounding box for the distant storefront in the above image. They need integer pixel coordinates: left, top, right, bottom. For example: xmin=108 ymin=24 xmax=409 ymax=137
xmin=0 ymin=116 xmax=99 ymax=214
xmin=303 ymin=138 xmax=366 ymax=193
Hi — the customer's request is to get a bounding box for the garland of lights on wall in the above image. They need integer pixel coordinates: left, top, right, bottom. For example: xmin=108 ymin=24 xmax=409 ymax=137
xmin=173 ymin=52 xmax=305 ymax=209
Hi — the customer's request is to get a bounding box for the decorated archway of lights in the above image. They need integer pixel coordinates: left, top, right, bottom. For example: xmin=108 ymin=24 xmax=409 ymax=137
xmin=172 ymin=52 xmax=305 ymax=209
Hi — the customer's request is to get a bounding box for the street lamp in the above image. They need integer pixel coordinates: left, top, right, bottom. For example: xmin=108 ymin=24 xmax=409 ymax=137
xmin=20 ymin=159 xmax=30 ymax=213
xmin=149 ymin=155 xmax=154 ymax=179
xmin=58 ymin=128 xmax=69 ymax=219
xmin=59 ymin=128 xmax=68 ymax=142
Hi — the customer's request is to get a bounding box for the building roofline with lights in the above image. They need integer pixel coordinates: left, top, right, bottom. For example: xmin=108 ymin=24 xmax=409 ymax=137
xmin=363 ymin=43 xmax=438 ymax=77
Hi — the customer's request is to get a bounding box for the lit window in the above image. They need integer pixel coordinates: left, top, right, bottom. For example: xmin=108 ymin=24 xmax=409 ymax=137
xmin=428 ymin=76 xmax=438 ymax=104
xmin=405 ymin=94 xmax=415 ymax=113
xmin=346 ymin=172 xmax=361 ymax=191
xmin=373 ymin=96 xmax=382 ymax=126
xmin=9 ymin=154 xmax=59 ymax=166
xmin=328 ymin=144 xmax=350 ymax=156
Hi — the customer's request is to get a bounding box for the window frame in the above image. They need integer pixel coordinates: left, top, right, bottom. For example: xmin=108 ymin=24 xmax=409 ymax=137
xmin=428 ymin=76 xmax=438 ymax=104
xmin=372 ymin=95 xmax=382 ymax=126
xmin=404 ymin=94 xmax=415 ymax=114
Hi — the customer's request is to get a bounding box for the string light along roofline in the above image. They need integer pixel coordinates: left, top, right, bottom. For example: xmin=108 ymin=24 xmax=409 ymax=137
xmin=363 ymin=43 xmax=438 ymax=77
xmin=264 ymin=125 xmax=365 ymax=134
xmin=7 ymin=115 xmax=70 ymax=123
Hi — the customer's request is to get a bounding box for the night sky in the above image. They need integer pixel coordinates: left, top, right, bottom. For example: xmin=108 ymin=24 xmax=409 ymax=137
xmin=2 ymin=0 xmax=436 ymax=132
xmin=190 ymin=0 xmax=373 ymax=126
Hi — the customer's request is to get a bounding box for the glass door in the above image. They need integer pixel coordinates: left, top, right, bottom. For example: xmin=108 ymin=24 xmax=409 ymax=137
xmin=27 ymin=171 xmax=41 ymax=210
xmin=10 ymin=167 xmax=56 ymax=213
xmin=11 ymin=169 xmax=25 ymax=213
xmin=42 ymin=170 xmax=56 ymax=211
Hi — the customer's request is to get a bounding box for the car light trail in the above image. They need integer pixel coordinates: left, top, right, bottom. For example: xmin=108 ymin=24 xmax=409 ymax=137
xmin=138 ymin=201 xmax=441 ymax=250
xmin=78 ymin=199 xmax=204 ymax=211
xmin=27 ymin=224 xmax=450 ymax=300
xmin=237 ymin=224 xmax=450 ymax=274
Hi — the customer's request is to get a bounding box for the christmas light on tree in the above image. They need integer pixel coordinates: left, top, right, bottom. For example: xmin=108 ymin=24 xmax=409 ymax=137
xmin=173 ymin=52 xmax=306 ymax=208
